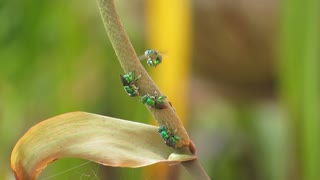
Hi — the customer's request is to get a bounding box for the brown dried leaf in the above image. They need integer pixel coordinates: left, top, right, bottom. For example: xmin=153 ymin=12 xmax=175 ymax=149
xmin=11 ymin=112 xmax=195 ymax=180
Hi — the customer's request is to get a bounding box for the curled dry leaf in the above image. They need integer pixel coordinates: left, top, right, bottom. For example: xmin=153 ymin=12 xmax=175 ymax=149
xmin=11 ymin=112 xmax=196 ymax=180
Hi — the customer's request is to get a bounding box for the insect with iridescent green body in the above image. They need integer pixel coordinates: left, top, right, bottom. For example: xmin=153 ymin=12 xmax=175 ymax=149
xmin=158 ymin=125 xmax=181 ymax=147
xmin=141 ymin=93 xmax=167 ymax=109
xmin=143 ymin=49 xmax=162 ymax=67
xmin=120 ymin=72 xmax=141 ymax=97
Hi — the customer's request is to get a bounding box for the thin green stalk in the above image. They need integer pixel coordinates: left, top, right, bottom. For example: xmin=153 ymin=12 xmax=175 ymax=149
xmin=96 ymin=0 xmax=210 ymax=179
xmin=97 ymin=0 xmax=189 ymax=148
xmin=280 ymin=0 xmax=320 ymax=179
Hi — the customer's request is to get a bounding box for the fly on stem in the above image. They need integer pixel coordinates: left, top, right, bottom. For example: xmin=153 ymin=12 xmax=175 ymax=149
xmin=139 ymin=49 xmax=165 ymax=67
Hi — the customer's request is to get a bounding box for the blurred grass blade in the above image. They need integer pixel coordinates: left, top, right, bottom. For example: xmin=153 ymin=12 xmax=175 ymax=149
xmin=11 ymin=112 xmax=196 ymax=180
xmin=280 ymin=0 xmax=320 ymax=179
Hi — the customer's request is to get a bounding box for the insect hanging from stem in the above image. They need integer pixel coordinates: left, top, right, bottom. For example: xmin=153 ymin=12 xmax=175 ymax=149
xmin=120 ymin=71 xmax=141 ymax=97
xmin=141 ymin=91 xmax=167 ymax=109
xmin=158 ymin=125 xmax=181 ymax=148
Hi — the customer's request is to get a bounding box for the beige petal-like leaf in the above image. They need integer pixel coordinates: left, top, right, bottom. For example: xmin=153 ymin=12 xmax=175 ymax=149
xmin=11 ymin=112 xmax=196 ymax=180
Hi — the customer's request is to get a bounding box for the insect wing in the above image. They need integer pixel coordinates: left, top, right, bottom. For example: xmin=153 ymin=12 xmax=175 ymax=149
xmin=120 ymin=74 xmax=130 ymax=86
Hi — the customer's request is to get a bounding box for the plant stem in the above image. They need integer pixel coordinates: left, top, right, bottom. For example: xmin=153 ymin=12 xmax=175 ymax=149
xmin=279 ymin=0 xmax=320 ymax=179
xmin=97 ymin=0 xmax=210 ymax=178
xmin=96 ymin=0 xmax=190 ymax=148
xmin=182 ymin=159 xmax=211 ymax=180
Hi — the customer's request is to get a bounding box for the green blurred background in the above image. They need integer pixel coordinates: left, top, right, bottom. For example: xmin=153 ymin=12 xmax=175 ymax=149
xmin=1 ymin=0 xmax=319 ymax=179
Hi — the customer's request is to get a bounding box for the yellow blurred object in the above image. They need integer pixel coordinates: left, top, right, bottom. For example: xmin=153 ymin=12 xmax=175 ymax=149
xmin=144 ymin=0 xmax=192 ymax=179
xmin=145 ymin=0 xmax=192 ymax=124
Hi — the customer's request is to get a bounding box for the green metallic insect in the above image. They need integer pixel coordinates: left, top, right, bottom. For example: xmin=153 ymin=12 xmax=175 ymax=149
xmin=143 ymin=49 xmax=162 ymax=67
xmin=158 ymin=125 xmax=170 ymax=139
xmin=141 ymin=93 xmax=167 ymax=109
xmin=158 ymin=125 xmax=181 ymax=147
xmin=120 ymin=71 xmax=141 ymax=97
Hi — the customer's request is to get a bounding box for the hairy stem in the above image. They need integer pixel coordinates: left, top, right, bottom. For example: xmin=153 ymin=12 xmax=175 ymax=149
xmin=97 ymin=0 xmax=189 ymax=148
xmin=182 ymin=159 xmax=211 ymax=180
xmin=97 ymin=0 xmax=211 ymax=179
